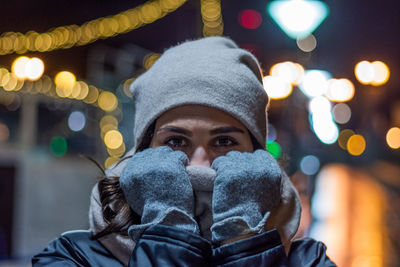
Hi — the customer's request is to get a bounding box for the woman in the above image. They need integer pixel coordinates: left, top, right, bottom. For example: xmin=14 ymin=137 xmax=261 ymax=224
xmin=32 ymin=36 xmax=336 ymax=266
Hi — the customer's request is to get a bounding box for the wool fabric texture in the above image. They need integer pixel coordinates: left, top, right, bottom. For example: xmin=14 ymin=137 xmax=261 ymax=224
xmin=211 ymin=150 xmax=282 ymax=243
xmin=129 ymin=36 xmax=269 ymax=152
xmin=186 ymin=165 xmax=217 ymax=241
xmin=119 ymin=146 xmax=199 ymax=242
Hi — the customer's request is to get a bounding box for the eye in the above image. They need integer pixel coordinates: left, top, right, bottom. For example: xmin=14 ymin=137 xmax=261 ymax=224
xmin=164 ymin=136 xmax=189 ymax=148
xmin=213 ymin=136 xmax=238 ymax=147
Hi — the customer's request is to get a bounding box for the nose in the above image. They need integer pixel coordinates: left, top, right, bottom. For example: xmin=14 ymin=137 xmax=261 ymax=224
xmin=188 ymin=146 xmax=212 ymax=167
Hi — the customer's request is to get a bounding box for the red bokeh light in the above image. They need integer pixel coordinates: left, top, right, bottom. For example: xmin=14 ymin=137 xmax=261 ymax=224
xmin=238 ymin=9 xmax=262 ymax=29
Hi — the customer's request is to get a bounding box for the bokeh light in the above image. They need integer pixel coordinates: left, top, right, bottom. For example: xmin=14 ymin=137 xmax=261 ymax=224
xmin=355 ymin=60 xmax=390 ymax=86
xmin=270 ymin=61 xmax=304 ymax=85
xmin=83 ymin=86 xmax=99 ymax=104
xmin=238 ymin=9 xmax=262 ymax=29
xmin=338 ymin=129 xmax=355 ymax=150
xmin=143 ymin=53 xmax=161 ymax=70
xmin=100 ymin=115 xmax=119 ymax=128
xmin=332 ymin=103 xmax=351 ymax=124
xmin=50 ymin=136 xmax=68 ymax=157
xmin=386 ymin=127 xmax=400 ymax=149
xmin=312 ymin=112 xmax=339 ymax=145
xmin=308 ymin=96 xmax=331 ymax=115
xmin=300 ymin=155 xmax=320 ymax=175
xmin=354 ymin=61 xmax=374 ymax=84
xmin=104 ymin=156 xmax=120 ymax=168
xmin=299 ymin=70 xmax=331 ymax=98
xmin=347 ymin=134 xmax=366 ymax=156
xmin=11 ymin=56 xmax=44 ymax=80
xmin=76 ymin=81 xmax=89 ymax=100
xmin=267 ymin=141 xmax=281 ymax=159
xmin=267 ymin=0 xmax=329 ymax=39
xmin=12 ymin=56 xmax=30 ymax=79
xmin=370 ymin=61 xmax=390 ymax=86
xmin=296 ymin=34 xmax=317 ymax=52
xmin=104 ymin=130 xmax=123 ymax=149
xmin=98 ymin=91 xmax=118 ymax=112
xmin=2 ymin=73 xmax=18 ymax=91
xmin=68 ymin=111 xmax=86 ymax=132
xmin=55 ymin=71 xmax=76 ymax=97
xmin=325 ymin=78 xmax=355 ymax=102
xmin=25 ymin=57 xmax=45 ymax=80
xmin=107 ymin=142 xmax=126 ymax=157
xmin=263 ymin=75 xmax=292 ymax=99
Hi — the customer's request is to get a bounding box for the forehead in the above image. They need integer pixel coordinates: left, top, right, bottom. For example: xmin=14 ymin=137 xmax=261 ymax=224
xmin=155 ymin=105 xmax=247 ymax=129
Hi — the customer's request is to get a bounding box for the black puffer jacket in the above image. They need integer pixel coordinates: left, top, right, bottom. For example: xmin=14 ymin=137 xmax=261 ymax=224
xmin=33 ymin=225 xmax=336 ymax=266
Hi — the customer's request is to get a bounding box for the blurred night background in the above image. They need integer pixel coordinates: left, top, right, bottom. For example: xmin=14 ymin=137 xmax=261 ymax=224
xmin=0 ymin=0 xmax=399 ymax=266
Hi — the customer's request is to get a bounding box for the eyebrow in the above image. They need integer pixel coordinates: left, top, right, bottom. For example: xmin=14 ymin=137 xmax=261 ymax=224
xmin=157 ymin=126 xmax=245 ymax=136
xmin=209 ymin=126 xmax=245 ymax=135
xmin=158 ymin=127 xmax=192 ymax=136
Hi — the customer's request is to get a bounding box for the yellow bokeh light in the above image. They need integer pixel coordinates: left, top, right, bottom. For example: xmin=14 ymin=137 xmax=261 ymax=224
xmin=98 ymin=91 xmax=118 ymax=112
xmin=263 ymin=75 xmax=293 ymax=99
xmin=201 ymin=2 xmax=221 ymax=21
xmin=123 ymin=78 xmax=134 ymax=98
xmin=370 ymin=61 xmax=390 ymax=86
xmin=76 ymin=81 xmax=89 ymax=100
xmin=1 ymin=71 xmax=10 ymax=87
xmin=355 ymin=61 xmax=374 ymax=85
xmin=100 ymin=115 xmax=119 ymax=129
xmin=338 ymin=129 xmax=355 ymax=150
xmin=14 ymin=78 xmax=24 ymax=91
xmin=386 ymin=127 xmax=400 ymax=149
xmin=104 ymin=156 xmax=120 ymax=168
xmin=104 ymin=130 xmax=123 ymax=149
xmin=55 ymin=71 xmax=76 ymax=90
xmin=201 ymin=0 xmax=223 ymax=37
xmin=101 ymin=124 xmax=118 ymax=139
xmin=70 ymin=81 xmax=82 ymax=99
xmin=12 ymin=56 xmax=30 ymax=79
xmin=2 ymin=73 xmax=18 ymax=91
xmin=41 ymin=76 xmax=53 ymax=94
xmin=347 ymin=134 xmax=366 ymax=156
xmin=0 ymin=68 xmax=8 ymax=81
xmin=83 ymin=86 xmax=99 ymax=104
xmin=143 ymin=53 xmax=161 ymax=70
xmin=107 ymin=142 xmax=126 ymax=157
xmin=326 ymin=78 xmax=355 ymax=102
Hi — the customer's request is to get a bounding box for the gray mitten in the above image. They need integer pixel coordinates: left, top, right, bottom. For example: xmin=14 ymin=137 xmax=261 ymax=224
xmin=119 ymin=146 xmax=199 ymax=242
xmin=211 ymin=149 xmax=282 ymax=243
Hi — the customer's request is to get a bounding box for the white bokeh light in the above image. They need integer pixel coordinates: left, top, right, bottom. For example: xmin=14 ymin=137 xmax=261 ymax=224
xmin=300 ymin=155 xmax=320 ymax=175
xmin=68 ymin=111 xmax=86 ymax=132
xmin=299 ymin=70 xmax=331 ymax=98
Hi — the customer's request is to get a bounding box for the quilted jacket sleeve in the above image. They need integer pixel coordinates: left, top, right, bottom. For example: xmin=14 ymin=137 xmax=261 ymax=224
xmin=32 ymin=230 xmax=123 ymax=267
xmin=129 ymin=224 xmax=336 ymax=267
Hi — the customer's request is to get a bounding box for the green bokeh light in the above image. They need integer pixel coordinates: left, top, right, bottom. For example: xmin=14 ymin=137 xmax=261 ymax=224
xmin=50 ymin=136 xmax=67 ymax=157
xmin=267 ymin=141 xmax=282 ymax=159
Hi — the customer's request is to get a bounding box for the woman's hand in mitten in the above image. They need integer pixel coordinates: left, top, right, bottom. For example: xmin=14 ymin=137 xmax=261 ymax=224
xmin=119 ymin=146 xmax=199 ymax=241
xmin=211 ymin=149 xmax=282 ymax=243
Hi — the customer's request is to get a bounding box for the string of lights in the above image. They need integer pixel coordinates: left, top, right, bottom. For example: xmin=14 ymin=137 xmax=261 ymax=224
xmin=0 ymin=0 xmax=187 ymax=55
xmin=0 ymin=65 xmax=127 ymax=166
xmin=201 ymin=0 xmax=223 ymax=36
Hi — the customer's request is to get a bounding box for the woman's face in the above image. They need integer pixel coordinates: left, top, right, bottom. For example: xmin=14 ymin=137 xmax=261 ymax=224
xmin=150 ymin=105 xmax=254 ymax=167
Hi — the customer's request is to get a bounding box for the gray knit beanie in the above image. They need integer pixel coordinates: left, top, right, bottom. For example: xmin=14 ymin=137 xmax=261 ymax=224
xmin=129 ymin=36 xmax=269 ymax=152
